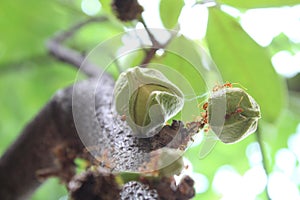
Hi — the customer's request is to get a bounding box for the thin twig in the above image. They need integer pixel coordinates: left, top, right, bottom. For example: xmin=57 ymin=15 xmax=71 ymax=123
xmin=256 ymin=126 xmax=271 ymax=200
xmin=52 ymin=17 xmax=108 ymax=43
xmin=0 ymin=54 xmax=51 ymax=71
xmin=139 ymin=18 xmax=160 ymax=47
xmin=139 ymin=18 xmax=176 ymax=67
xmin=46 ymin=16 xmax=108 ymax=78
xmin=140 ymin=48 xmax=158 ymax=67
xmin=194 ymin=0 xmax=217 ymax=6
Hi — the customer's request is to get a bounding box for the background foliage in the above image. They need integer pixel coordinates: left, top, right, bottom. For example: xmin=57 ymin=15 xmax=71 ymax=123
xmin=1 ymin=0 xmax=300 ymax=199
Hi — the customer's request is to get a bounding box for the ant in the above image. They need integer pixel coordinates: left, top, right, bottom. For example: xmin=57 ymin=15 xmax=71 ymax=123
xmin=200 ymin=82 xmax=245 ymax=125
xmin=225 ymin=96 xmax=244 ymax=119
xmin=211 ymin=82 xmax=246 ymax=120
xmin=212 ymin=81 xmax=233 ymax=92
xmin=213 ymin=82 xmax=247 ymax=92
xmin=194 ymin=102 xmax=209 ymax=131
xmin=187 ymin=102 xmax=209 ymax=132
xmin=201 ymin=102 xmax=209 ymax=124
xmin=95 ymin=149 xmax=116 ymax=171
xmin=188 ymin=82 xmax=244 ymax=136
xmin=120 ymin=114 xmax=126 ymax=121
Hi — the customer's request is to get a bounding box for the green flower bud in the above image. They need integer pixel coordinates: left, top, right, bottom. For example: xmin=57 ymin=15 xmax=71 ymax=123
xmin=155 ymin=148 xmax=184 ymax=177
xmin=208 ymin=87 xmax=261 ymax=144
xmin=139 ymin=148 xmax=184 ymax=177
xmin=114 ymin=67 xmax=184 ymax=137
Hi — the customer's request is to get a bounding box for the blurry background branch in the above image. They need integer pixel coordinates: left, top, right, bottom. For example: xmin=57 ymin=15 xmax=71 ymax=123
xmin=46 ymin=16 xmax=108 ymax=78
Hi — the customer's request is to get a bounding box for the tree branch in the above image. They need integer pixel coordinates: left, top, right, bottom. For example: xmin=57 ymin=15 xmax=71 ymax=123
xmin=0 ymin=17 xmax=197 ymax=200
xmin=139 ymin=18 xmax=176 ymax=67
xmin=46 ymin=16 xmax=108 ymax=78
xmin=0 ymin=86 xmax=84 ymax=200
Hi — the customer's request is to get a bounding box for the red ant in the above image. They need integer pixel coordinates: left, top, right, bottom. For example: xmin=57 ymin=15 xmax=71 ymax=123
xmin=120 ymin=114 xmax=126 ymax=121
xmin=202 ymin=102 xmax=208 ymax=110
xmin=201 ymin=102 xmax=208 ymax=119
xmin=225 ymin=96 xmax=244 ymax=119
xmin=212 ymin=82 xmax=233 ymax=92
xmin=225 ymin=108 xmax=244 ymax=119
xmin=223 ymin=82 xmax=233 ymax=88
xmin=201 ymin=82 xmax=245 ymax=125
xmin=196 ymin=102 xmax=209 ymax=130
xmin=95 ymin=149 xmax=116 ymax=171
xmin=189 ymin=82 xmax=244 ymax=134
xmin=213 ymin=82 xmax=247 ymax=92
xmin=184 ymin=165 xmax=189 ymax=170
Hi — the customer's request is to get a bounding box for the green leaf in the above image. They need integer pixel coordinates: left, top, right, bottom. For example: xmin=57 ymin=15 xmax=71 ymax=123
xmin=99 ymin=0 xmax=113 ymax=14
xmin=0 ymin=1 xmax=80 ymax=65
xmin=159 ymin=0 xmax=184 ymax=29
xmin=154 ymin=36 xmax=208 ymax=95
xmin=31 ymin=178 xmax=67 ymax=200
xmin=152 ymin=36 xmax=213 ymax=122
xmin=206 ymin=7 xmax=286 ymax=122
xmin=217 ymin=0 xmax=300 ymax=8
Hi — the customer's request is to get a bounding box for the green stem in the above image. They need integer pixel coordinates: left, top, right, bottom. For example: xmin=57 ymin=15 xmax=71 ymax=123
xmin=256 ymin=126 xmax=271 ymax=200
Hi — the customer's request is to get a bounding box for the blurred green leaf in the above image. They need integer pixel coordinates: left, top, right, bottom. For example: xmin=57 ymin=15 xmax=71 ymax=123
xmin=100 ymin=0 xmax=113 ymax=14
xmin=153 ymin=36 xmax=208 ymax=122
xmin=159 ymin=0 xmax=184 ymax=29
xmin=217 ymin=0 xmax=300 ymax=8
xmin=185 ymin=131 xmax=255 ymax=199
xmin=77 ymin=24 xmax=124 ymax=79
xmin=155 ymin=36 xmax=208 ymax=94
xmin=206 ymin=7 xmax=286 ymax=122
xmin=67 ymin=20 xmax=123 ymax=52
xmin=118 ymin=49 xmax=145 ymax=71
xmin=259 ymin=108 xmax=300 ymax=169
xmin=0 ymin=1 xmax=80 ymax=65
xmin=31 ymin=178 xmax=67 ymax=200
xmin=75 ymin=158 xmax=89 ymax=174
xmin=0 ymin=63 xmax=78 ymax=155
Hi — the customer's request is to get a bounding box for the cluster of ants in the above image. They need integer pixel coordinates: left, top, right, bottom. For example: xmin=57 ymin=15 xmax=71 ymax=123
xmin=94 ymin=82 xmax=247 ymax=173
xmin=189 ymin=82 xmax=245 ymax=133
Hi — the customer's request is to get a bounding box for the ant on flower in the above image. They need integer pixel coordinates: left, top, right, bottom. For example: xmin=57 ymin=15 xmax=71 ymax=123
xmin=197 ymin=82 xmax=246 ymax=129
xmin=212 ymin=81 xmax=233 ymax=92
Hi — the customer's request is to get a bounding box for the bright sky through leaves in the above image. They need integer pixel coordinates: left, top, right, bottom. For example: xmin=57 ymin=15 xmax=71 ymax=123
xmin=136 ymin=1 xmax=300 ymax=199
xmin=138 ymin=0 xmax=300 ymax=78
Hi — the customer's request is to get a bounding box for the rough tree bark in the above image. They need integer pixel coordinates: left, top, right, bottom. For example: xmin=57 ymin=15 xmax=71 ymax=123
xmin=0 ymin=85 xmax=84 ymax=199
